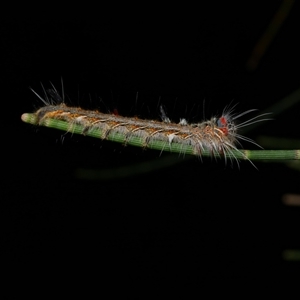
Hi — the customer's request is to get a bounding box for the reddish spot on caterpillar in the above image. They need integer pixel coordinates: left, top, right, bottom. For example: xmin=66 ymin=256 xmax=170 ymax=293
xmin=217 ymin=116 xmax=229 ymax=135
xmin=113 ymin=108 xmax=119 ymax=116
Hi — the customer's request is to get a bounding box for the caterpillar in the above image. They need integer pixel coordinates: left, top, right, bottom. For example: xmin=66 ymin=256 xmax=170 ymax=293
xmin=21 ymin=83 xmax=271 ymax=168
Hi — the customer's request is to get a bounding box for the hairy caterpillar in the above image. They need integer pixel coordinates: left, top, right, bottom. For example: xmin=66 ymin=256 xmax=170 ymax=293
xmin=21 ymin=83 xmax=271 ymax=168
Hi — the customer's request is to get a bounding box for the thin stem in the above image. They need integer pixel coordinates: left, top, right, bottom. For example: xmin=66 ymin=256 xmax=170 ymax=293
xmin=21 ymin=112 xmax=300 ymax=161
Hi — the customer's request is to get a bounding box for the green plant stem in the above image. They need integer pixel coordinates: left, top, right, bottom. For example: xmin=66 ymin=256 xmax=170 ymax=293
xmin=21 ymin=112 xmax=300 ymax=161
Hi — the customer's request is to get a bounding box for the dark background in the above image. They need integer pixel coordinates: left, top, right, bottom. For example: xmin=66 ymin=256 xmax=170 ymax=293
xmin=2 ymin=2 xmax=300 ymax=280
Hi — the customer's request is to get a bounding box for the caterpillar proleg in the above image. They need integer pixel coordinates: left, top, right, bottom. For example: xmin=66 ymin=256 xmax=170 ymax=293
xmin=21 ymin=84 xmax=271 ymax=168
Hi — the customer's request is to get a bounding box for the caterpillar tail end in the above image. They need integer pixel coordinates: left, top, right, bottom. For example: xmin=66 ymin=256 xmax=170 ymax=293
xmin=21 ymin=113 xmax=39 ymax=125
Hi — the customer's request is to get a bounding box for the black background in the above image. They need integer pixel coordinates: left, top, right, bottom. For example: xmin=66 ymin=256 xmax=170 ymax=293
xmin=2 ymin=2 xmax=300 ymax=281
